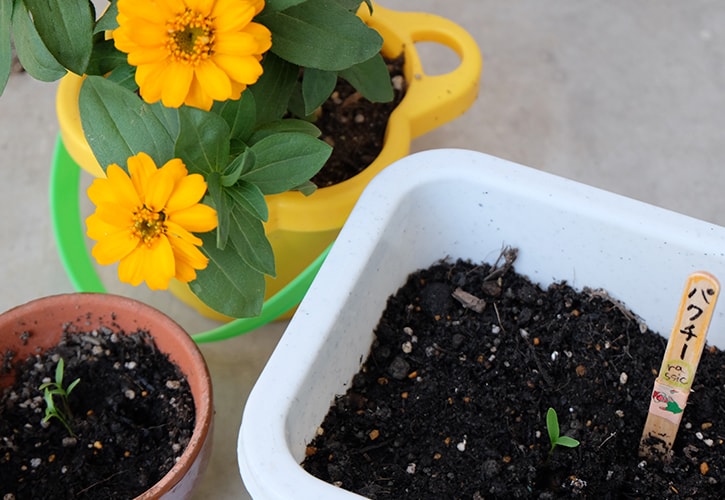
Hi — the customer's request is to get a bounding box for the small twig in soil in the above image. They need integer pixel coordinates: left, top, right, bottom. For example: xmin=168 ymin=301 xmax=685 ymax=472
xmin=341 ymin=91 xmax=363 ymax=108
xmin=492 ymin=302 xmax=505 ymax=333
xmin=583 ymin=287 xmax=647 ymax=332
xmin=598 ymin=431 xmax=617 ymax=450
xmin=528 ymin=344 xmax=554 ymax=387
xmin=484 ymin=246 xmax=518 ymax=282
xmin=351 ymin=439 xmax=394 ymax=456
xmin=75 ymin=470 xmax=128 ymax=496
xmin=432 ymin=342 xmax=458 ymax=356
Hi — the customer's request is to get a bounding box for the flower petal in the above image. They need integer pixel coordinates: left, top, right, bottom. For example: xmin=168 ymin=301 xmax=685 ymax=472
xmin=144 ymin=167 xmax=176 ymax=212
xmin=168 ymin=204 xmax=218 ymax=233
xmin=166 ymin=220 xmax=203 ymax=246
xmin=211 ymin=0 xmax=255 ymax=33
xmin=127 ymin=152 xmax=159 ymax=197
xmin=161 ymin=63 xmax=195 ymax=108
xmin=118 ymin=236 xmax=175 ymax=289
xmin=165 ymin=173 xmax=208 ymax=212
xmin=174 ymin=240 xmax=209 ymax=270
xmin=212 ymin=54 xmax=263 ymax=85
xmin=127 ymin=46 xmax=169 ymax=66
xmin=89 ymin=165 xmax=141 ymax=210
xmin=246 ymin=22 xmax=273 ymax=53
xmin=90 ymin=227 xmax=139 ymax=265
xmin=184 ymin=78 xmax=214 ymax=110
xmin=194 ymin=61 xmax=233 ymax=101
xmin=93 ymin=204 xmax=135 ymax=229
xmin=135 ymin=61 xmax=169 ymax=103
xmin=185 ymin=0 xmax=214 ymax=15
xmin=214 ymin=32 xmax=262 ymax=56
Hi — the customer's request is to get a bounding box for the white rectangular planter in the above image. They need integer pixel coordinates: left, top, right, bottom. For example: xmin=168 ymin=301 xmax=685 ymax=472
xmin=238 ymin=149 xmax=725 ymax=499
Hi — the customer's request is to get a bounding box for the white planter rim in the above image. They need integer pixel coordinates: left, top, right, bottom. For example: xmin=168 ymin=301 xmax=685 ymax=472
xmin=239 ymin=149 xmax=725 ymax=499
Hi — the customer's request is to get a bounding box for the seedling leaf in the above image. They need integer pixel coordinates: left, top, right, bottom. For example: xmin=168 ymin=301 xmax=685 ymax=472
xmin=546 ymin=407 xmax=580 ymax=456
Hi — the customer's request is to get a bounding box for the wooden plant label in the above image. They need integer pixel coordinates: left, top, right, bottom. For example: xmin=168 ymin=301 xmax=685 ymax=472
xmin=639 ymin=271 xmax=720 ymax=461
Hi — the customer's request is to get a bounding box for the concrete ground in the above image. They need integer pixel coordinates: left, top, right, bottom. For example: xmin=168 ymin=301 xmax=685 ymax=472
xmin=2 ymin=1 xmax=725 ymax=497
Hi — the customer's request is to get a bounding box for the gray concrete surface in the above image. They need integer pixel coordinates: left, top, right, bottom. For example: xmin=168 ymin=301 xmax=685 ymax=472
xmin=2 ymin=1 xmax=725 ymax=498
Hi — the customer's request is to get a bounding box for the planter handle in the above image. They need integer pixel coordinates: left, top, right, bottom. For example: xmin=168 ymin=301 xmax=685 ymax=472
xmin=364 ymin=5 xmax=482 ymax=139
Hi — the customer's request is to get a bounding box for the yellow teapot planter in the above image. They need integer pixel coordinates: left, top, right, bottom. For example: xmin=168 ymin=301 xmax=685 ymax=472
xmin=52 ymin=4 xmax=481 ymax=339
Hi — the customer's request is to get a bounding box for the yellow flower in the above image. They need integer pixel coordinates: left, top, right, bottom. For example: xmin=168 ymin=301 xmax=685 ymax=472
xmin=86 ymin=152 xmax=218 ymax=290
xmin=114 ymin=0 xmax=272 ymax=110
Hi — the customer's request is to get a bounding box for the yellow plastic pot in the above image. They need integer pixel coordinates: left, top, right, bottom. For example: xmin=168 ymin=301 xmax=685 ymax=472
xmin=53 ymin=4 xmax=482 ymax=328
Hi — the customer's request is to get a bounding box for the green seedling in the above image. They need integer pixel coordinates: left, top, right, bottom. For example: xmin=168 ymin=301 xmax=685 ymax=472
xmin=546 ymin=407 xmax=580 ymax=457
xmin=39 ymin=358 xmax=81 ymax=436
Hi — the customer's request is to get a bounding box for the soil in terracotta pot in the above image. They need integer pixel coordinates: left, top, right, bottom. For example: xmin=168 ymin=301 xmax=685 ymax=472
xmin=310 ymin=54 xmax=406 ymax=188
xmin=0 ymin=327 xmax=195 ymax=499
xmin=302 ymin=249 xmax=725 ymax=498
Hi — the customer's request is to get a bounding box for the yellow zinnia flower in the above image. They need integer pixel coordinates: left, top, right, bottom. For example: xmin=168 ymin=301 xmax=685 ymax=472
xmin=114 ymin=0 xmax=272 ymax=110
xmin=86 ymin=152 xmax=218 ymax=290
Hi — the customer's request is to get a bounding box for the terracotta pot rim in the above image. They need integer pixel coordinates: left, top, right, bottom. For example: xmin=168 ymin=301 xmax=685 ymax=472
xmin=0 ymin=293 xmax=213 ymax=499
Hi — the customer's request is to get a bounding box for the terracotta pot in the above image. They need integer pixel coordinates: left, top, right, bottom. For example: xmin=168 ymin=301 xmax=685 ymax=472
xmin=0 ymin=293 xmax=213 ymax=500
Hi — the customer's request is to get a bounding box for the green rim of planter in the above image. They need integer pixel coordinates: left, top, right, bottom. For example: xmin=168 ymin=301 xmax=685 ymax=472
xmin=49 ymin=136 xmax=330 ymax=343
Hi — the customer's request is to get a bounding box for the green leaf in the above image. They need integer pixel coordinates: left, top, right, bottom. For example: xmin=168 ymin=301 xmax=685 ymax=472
xmin=264 ymin=0 xmax=308 ymax=12
xmin=105 ymin=61 xmax=137 ymax=91
xmin=228 ymin=203 xmax=275 ymax=276
xmin=243 ymin=132 xmax=331 ymax=194
xmin=0 ymin=0 xmax=12 ymax=95
xmin=79 ymin=76 xmax=177 ymax=170
xmin=249 ymin=118 xmax=321 ymax=144
xmin=227 ymin=180 xmax=268 ymax=222
xmin=556 ymin=436 xmax=580 ymax=448
xmin=221 ymin=149 xmax=255 ymax=187
xmin=192 ymin=232 xmax=266 ymax=318
xmin=546 ymin=408 xmax=559 ymax=444
xmin=339 ymin=53 xmax=394 ymax=103
xmin=206 ymin=172 xmax=231 ymax=249
xmin=248 ymin=52 xmax=297 ymax=123
xmin=285 ymin=81 xmax=308 ymax=119
xmin=24 ymin=0 xmax=93 ymax=74
xmin=10 ymin=1 xmax=66 ymax=82
xmin=213 ymin=92 xmax=256 ymax=143
xmin=55 ymin=358 xmax=65 ymax=385
xmin=175 ymin=107 xmax=230 ymax=175
xmin=302 ymin=68 xmax=337 ymax=115
xmin=85 ymin=37 xmax=128 ymax=76
xmin=260 ymin=0 xmax=382 ymax=71
xmin=94 ymin=0 xmax=119 ymax=34
xmin=66 ymin=377 xmax=81 ymax=395
xmin=292 ymin=180 xmax=317 ymax=196
xmin=335 ymin=0 xmax=369 ymax=12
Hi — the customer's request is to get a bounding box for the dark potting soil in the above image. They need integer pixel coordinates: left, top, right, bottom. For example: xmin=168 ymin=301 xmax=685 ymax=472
xmin=311 ymin=54 xmax=406 ymax=188
xmin=0 ymin=327 xmax=195 ymax=499
xmin=302 ymin=249 xmax=725 ymax=498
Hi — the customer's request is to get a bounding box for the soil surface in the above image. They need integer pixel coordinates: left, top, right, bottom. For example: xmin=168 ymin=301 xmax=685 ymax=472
xmin=302 ymin=249 xmax=725 ymax=498
xmin=0 ymin=328 xmax=195 ymax=499
xmin=311 ymin=54 xmax=406 ymax=187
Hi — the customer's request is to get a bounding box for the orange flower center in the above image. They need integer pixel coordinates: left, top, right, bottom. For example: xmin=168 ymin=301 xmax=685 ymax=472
xmin=132 ymin=206 xmax=167 ymax=246
xmin=166 ymin=9 xmax=215 ymax=65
